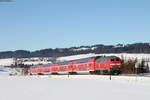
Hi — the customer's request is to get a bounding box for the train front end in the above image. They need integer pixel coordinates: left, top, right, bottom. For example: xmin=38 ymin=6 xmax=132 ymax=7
xmin=109 ymin=57 xmax=122 ymax=75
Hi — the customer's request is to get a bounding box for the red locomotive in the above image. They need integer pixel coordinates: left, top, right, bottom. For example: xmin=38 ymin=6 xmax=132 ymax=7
xmin=28 ymin=56 xmax=122 ymax=75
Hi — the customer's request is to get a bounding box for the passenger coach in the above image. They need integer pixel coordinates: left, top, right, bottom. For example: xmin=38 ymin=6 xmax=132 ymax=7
xmin=28 ymin=56 xmax=122 ymax=75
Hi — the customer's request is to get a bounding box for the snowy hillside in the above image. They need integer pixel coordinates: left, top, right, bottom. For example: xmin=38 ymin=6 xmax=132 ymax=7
xmin=0 ymin=57 xmax=52 ymax=66
xmin=0 ymin=75 xmax=150 ymax=100
xmin=57 ymin=53 xmax=150 ymax=61
xmin=1 ymin=53 xmax=150 ymax=66
xmin=1 ymin=43 xmax=150 ymax=59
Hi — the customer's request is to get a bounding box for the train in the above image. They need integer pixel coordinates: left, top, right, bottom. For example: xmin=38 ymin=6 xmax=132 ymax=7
xmin=28 ymin=56 xmax=123 ymax=75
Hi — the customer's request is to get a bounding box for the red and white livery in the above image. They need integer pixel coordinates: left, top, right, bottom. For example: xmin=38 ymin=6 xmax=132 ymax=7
xmin=28 ymin=56 xmax=122 ymax=75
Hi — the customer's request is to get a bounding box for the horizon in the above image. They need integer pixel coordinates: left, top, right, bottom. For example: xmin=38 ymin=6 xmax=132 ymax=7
xmin=0 ymin=42 xmax=149 ymax=52
xmin=0 ymin=0 xmax=150 ymax=51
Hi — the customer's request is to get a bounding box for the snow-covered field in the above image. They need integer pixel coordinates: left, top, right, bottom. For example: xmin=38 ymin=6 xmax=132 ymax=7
xmin=0 ymin=53 xmax=150 ymax=100
xmin=0 ymin=73 xmax=150 ymax=100
xmin=0 ymin=58 xmax=14 ymax=66
xmin=1 ymin=53 xmax=150 ymax=66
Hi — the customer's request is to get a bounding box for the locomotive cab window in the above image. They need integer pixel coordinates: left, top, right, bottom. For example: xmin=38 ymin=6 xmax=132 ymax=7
xmin=111 ymin=58 xmax=120 ymax=61
xmin=116 ymin=58 xmax=120 ymax=61
xmin=96 ymin=58 xmax=107 ymax=63
xmin=111 ymin=59 xmax=115 ymax=61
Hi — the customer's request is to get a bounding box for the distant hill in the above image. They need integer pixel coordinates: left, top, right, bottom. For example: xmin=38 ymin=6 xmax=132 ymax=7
xmin=0 ymin=43 xmax=150 ymax=59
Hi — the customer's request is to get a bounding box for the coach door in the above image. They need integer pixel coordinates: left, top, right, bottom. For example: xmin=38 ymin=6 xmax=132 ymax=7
xmin=95 ymin=58 xmax=101 ymax=69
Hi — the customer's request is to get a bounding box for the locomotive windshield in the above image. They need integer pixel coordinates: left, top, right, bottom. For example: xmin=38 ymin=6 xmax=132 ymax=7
xmin=96 ymin=58 xmax=108 ymax=63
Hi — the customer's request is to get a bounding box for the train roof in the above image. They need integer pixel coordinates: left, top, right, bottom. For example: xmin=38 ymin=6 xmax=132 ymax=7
xmin=30 ymin=56 xmax=120 ymax=67
xmin=106 ymin=56 xmax=120 ymax=58
xmin=30 ymin=63 xmax=52 ymax=68
xmin=54 ymin=56 xmax=120 ymax=65
xmin=54 ymin=56 xmax=102 ymax=65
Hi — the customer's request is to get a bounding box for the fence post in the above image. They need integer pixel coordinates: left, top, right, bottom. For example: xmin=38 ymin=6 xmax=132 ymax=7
xmin=109 ymin=68 xmax=112 ymax=80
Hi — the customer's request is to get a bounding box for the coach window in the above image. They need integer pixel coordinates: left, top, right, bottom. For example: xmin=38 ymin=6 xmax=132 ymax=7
xmin=96 ymin=59 xmax=102 ymax=63
xmin=104 ymin=58 xmax=108 ymax=62
xmin=101 ymin=59 xmax=105 ymax=62
xmin=32 ymin=65 xmax=36 ymax=68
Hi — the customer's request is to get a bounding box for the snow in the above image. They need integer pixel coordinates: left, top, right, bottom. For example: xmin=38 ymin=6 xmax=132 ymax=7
xmin=23 ymin=61 xmax=51 ymax=65
xmin=17 ymin=57 xmax=52 ymax=65
xmin=0 ymin=66 xmax=18 ymax=76
xmin=58 ymin=53 xmax=95 ymax=61
xmin=91 ymin=47 xmax=97 ymax=50
xmin=113 ymin=44 xmax=125 ymax=48
xmin=0 ymin=53 xmax=150 ymax=100
xmin=72 ymin=47 xmax=97 ymax=51
xmin=1 ymin=53 xmax=150 ymax=66
xmin=58 ymin=53 xmax=150 ymax=61
xmin=0 ymin=61 xmax=150 ymax=100
xmin=72 ymin=47 xmax=90 ymax=51
xmin=0 ymin=57 xmax=52 ymax=66
xmin=0 ymin=58 xmax=14 ymax=66
xmin=0 ymin=74 xmax=150 ymax=100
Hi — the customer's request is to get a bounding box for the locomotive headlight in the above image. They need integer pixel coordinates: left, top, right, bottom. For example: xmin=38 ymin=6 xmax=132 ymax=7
xmin=110 ymin=64 xmax=116 ymax=65
xmin=110 ymin=63 xmax=121 ymax=66
xmin=116 ymin=63 xmax=121 ymax=65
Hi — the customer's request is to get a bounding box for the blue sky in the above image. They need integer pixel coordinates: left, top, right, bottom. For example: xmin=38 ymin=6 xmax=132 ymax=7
xmin=0 ymin=0 xmax=150 ymax=51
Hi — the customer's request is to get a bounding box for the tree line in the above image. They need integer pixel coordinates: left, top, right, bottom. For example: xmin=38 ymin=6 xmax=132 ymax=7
xmin=1 ymin=43 xmax=150 ymax=59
